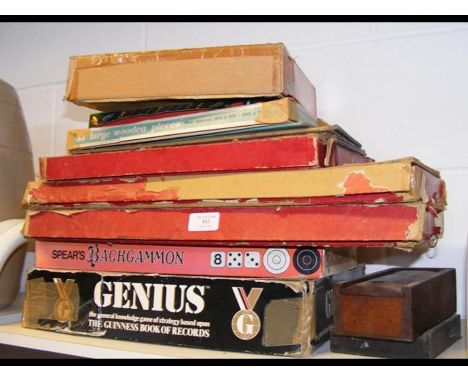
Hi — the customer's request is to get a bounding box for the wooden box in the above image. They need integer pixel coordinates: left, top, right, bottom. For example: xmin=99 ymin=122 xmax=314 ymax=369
xmin=331 ymin=314 xmax=461 ymax=359
xmin=333 ymin=268 xmax=456 ymax=341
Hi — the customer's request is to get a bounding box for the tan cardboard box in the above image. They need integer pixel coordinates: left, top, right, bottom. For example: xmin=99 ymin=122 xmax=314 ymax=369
xmin=65 ymin=43 xmax=317 ymax=116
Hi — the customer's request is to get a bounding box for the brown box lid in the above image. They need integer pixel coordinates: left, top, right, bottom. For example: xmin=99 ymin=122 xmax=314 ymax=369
xmin=65 ymin=43 xmax=316 ymax=115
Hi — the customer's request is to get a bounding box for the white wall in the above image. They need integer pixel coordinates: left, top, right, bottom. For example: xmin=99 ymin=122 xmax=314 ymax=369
xmin=1 ymin=22 xmax=467 ymax=315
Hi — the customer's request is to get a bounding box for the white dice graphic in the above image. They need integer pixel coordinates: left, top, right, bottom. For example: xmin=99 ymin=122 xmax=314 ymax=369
xmin=210 ymin=252 xmax=225 ymax=268
xmin=244 ymin=252 xmax=260 ymax=268
xmin=227 ymin=252 xmax=242 ymax=268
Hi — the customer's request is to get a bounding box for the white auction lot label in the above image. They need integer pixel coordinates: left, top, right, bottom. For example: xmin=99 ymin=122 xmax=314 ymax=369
xmin=188 ymin=212 xmax=220 ymax=232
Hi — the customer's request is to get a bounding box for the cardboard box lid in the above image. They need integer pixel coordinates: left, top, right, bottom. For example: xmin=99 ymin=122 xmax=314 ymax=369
xmin=64 ymin=42 xmax=317 ymax=117
xmin=66 ymin=43 xmax=287 ymax=104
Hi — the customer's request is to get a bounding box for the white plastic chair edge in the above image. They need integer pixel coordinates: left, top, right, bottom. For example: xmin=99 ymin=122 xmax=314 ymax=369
xmin=0 ymin=219 xmax=28 ymax=274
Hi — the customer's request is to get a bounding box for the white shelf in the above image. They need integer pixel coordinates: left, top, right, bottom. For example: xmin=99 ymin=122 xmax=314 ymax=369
xmin=0 ymin=295 xmax=466 ymax=359
xmin=0 ymin=322 xmax=276 ymax=359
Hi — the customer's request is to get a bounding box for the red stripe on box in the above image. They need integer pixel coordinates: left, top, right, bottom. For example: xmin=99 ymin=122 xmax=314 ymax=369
xmin=25 ymin=204 xmax=434 ymax=247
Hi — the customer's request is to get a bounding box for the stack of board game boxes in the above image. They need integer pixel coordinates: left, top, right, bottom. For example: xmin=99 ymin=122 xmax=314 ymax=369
xmin=20 ymin=43 xmax=446 ymax=357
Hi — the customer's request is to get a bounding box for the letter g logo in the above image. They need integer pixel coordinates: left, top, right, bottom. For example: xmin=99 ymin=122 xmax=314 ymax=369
xmin=231 ymin=310 xmax=261 ymax=340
